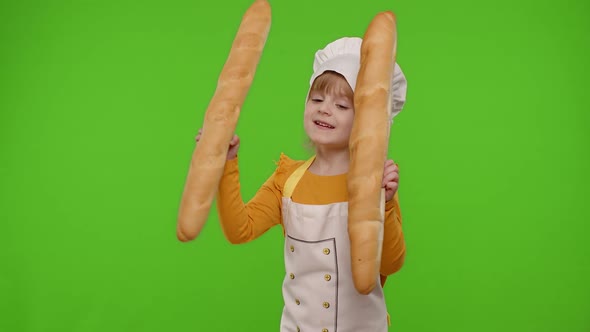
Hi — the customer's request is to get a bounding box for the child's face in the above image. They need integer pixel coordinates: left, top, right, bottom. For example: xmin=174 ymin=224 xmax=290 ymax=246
xmin=303 ymin=79 xmax=355 ymax=151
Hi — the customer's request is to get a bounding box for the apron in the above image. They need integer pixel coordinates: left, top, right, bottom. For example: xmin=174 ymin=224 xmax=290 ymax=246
xmin=279 ymin=156 xmax=389 ymax=332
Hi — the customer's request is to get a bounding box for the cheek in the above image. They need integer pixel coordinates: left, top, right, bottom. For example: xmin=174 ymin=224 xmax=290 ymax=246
xmin=303 ymin=106 xmax=313 ymax=130
xmin=303 ymin=105 xmax=313 ymax=120
xmin=343 ymin=113 xmax=355 ymax=131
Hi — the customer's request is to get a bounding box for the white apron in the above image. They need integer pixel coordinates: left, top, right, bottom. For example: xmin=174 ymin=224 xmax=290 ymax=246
xmin=279 ymin=157 xmax=389 ymax=332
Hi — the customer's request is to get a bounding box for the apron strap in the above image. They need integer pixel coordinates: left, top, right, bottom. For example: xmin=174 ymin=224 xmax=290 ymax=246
xmin=283 ymin=155 xmax=315 ymax=198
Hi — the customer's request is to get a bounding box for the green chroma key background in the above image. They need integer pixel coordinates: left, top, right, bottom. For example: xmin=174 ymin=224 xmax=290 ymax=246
xmin=1 ymin=0 xmax=588 ymax=331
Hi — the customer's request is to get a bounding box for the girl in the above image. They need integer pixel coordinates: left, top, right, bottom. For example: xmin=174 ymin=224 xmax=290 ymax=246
xmin=196 ymin=37 xmax=407 ymax=332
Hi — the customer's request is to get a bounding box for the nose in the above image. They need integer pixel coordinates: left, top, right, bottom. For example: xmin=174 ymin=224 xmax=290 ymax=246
xmin=318 ymin=104 xmax=333 ymax=116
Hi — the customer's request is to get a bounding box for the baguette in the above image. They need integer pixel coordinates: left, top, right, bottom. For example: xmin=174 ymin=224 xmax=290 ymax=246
xmin=177 ymin=0 xmax=271 ymax=242
xmin=348 ymin=11 xmax=397 ymax=294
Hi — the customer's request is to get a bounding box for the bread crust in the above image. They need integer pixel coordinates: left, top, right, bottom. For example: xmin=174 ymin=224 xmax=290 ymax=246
xmin=348 ymin=11 xmax=397 ymax=294
xmin=177 ymin=0 xmax=271 ymax=242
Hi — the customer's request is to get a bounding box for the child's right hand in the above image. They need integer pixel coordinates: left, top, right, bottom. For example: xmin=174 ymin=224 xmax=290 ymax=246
xmin=195 ymin=128 xmax=240 ymax=160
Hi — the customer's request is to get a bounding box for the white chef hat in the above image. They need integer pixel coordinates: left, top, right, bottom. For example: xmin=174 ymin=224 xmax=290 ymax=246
xmin=308 ymin=37 xmax=408 ymax=123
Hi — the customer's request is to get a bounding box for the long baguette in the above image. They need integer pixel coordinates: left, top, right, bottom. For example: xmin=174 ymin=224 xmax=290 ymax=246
xmin=177 ymin=0 xmax=271 ymax=242
xmin=348 ymin=11 xmax=397 ymax=294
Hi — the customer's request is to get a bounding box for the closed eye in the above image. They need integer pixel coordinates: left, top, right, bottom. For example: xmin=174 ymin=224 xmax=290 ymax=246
xmin=336 ymin=104 xmax=350 ymax=110
xmin=311 ymin=98 xmax=323 ymax=103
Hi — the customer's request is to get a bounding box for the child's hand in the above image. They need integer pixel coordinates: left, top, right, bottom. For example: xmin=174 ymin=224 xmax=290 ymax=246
xmin=195 ymin=128 xmax=240 ymax=160
xmin=382 ymin=159 xmax=399 ymax=202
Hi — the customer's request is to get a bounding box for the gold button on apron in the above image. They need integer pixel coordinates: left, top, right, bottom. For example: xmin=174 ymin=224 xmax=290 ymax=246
xmin=290 ymin=273 xmax=295 ymax=279
xmin=290 ymin=245 xmax=294 ymax=252
xmin=322 ymin=329 xmax=329 ymax=332
xmin=323 ymin=248 xmax=330 ymax=255
xmin=324 ymin=274 xmax=331 ymax=281
xmin=295 ymin=299 xmax=300 ymax=305
xmin=296 ymin=327 xmax=300 ymax=332
xmin=323 ymin=301 xmax=330 ymax=309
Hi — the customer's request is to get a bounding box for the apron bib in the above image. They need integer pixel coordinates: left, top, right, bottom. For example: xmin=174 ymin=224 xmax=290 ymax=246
xmin=279 ymin=157 xmax=389 ymax=332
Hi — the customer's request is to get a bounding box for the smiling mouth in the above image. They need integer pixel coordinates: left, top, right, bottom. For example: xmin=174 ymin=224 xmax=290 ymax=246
xmin=314 ymin=120 xmax=335 ymax=129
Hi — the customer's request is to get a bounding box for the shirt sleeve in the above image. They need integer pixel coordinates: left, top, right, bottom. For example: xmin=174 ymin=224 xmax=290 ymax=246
xmin=380 ymin=192 xmax=406 ymax=277
xmin=215 ymin=154 xmax=295 ymax=244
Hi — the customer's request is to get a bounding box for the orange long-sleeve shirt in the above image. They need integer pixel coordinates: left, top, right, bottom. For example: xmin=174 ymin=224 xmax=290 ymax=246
xmin=216 ymin=153 xmax=406 ymax=278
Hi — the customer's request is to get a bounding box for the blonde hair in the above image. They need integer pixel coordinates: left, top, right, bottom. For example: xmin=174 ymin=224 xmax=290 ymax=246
xmin=307 ymin=70 xmax=354 ymax=102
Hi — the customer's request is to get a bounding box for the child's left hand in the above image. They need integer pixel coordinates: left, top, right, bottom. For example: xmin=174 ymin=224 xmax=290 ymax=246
xmin=382 ymin=159 xmax=399 ymax=202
